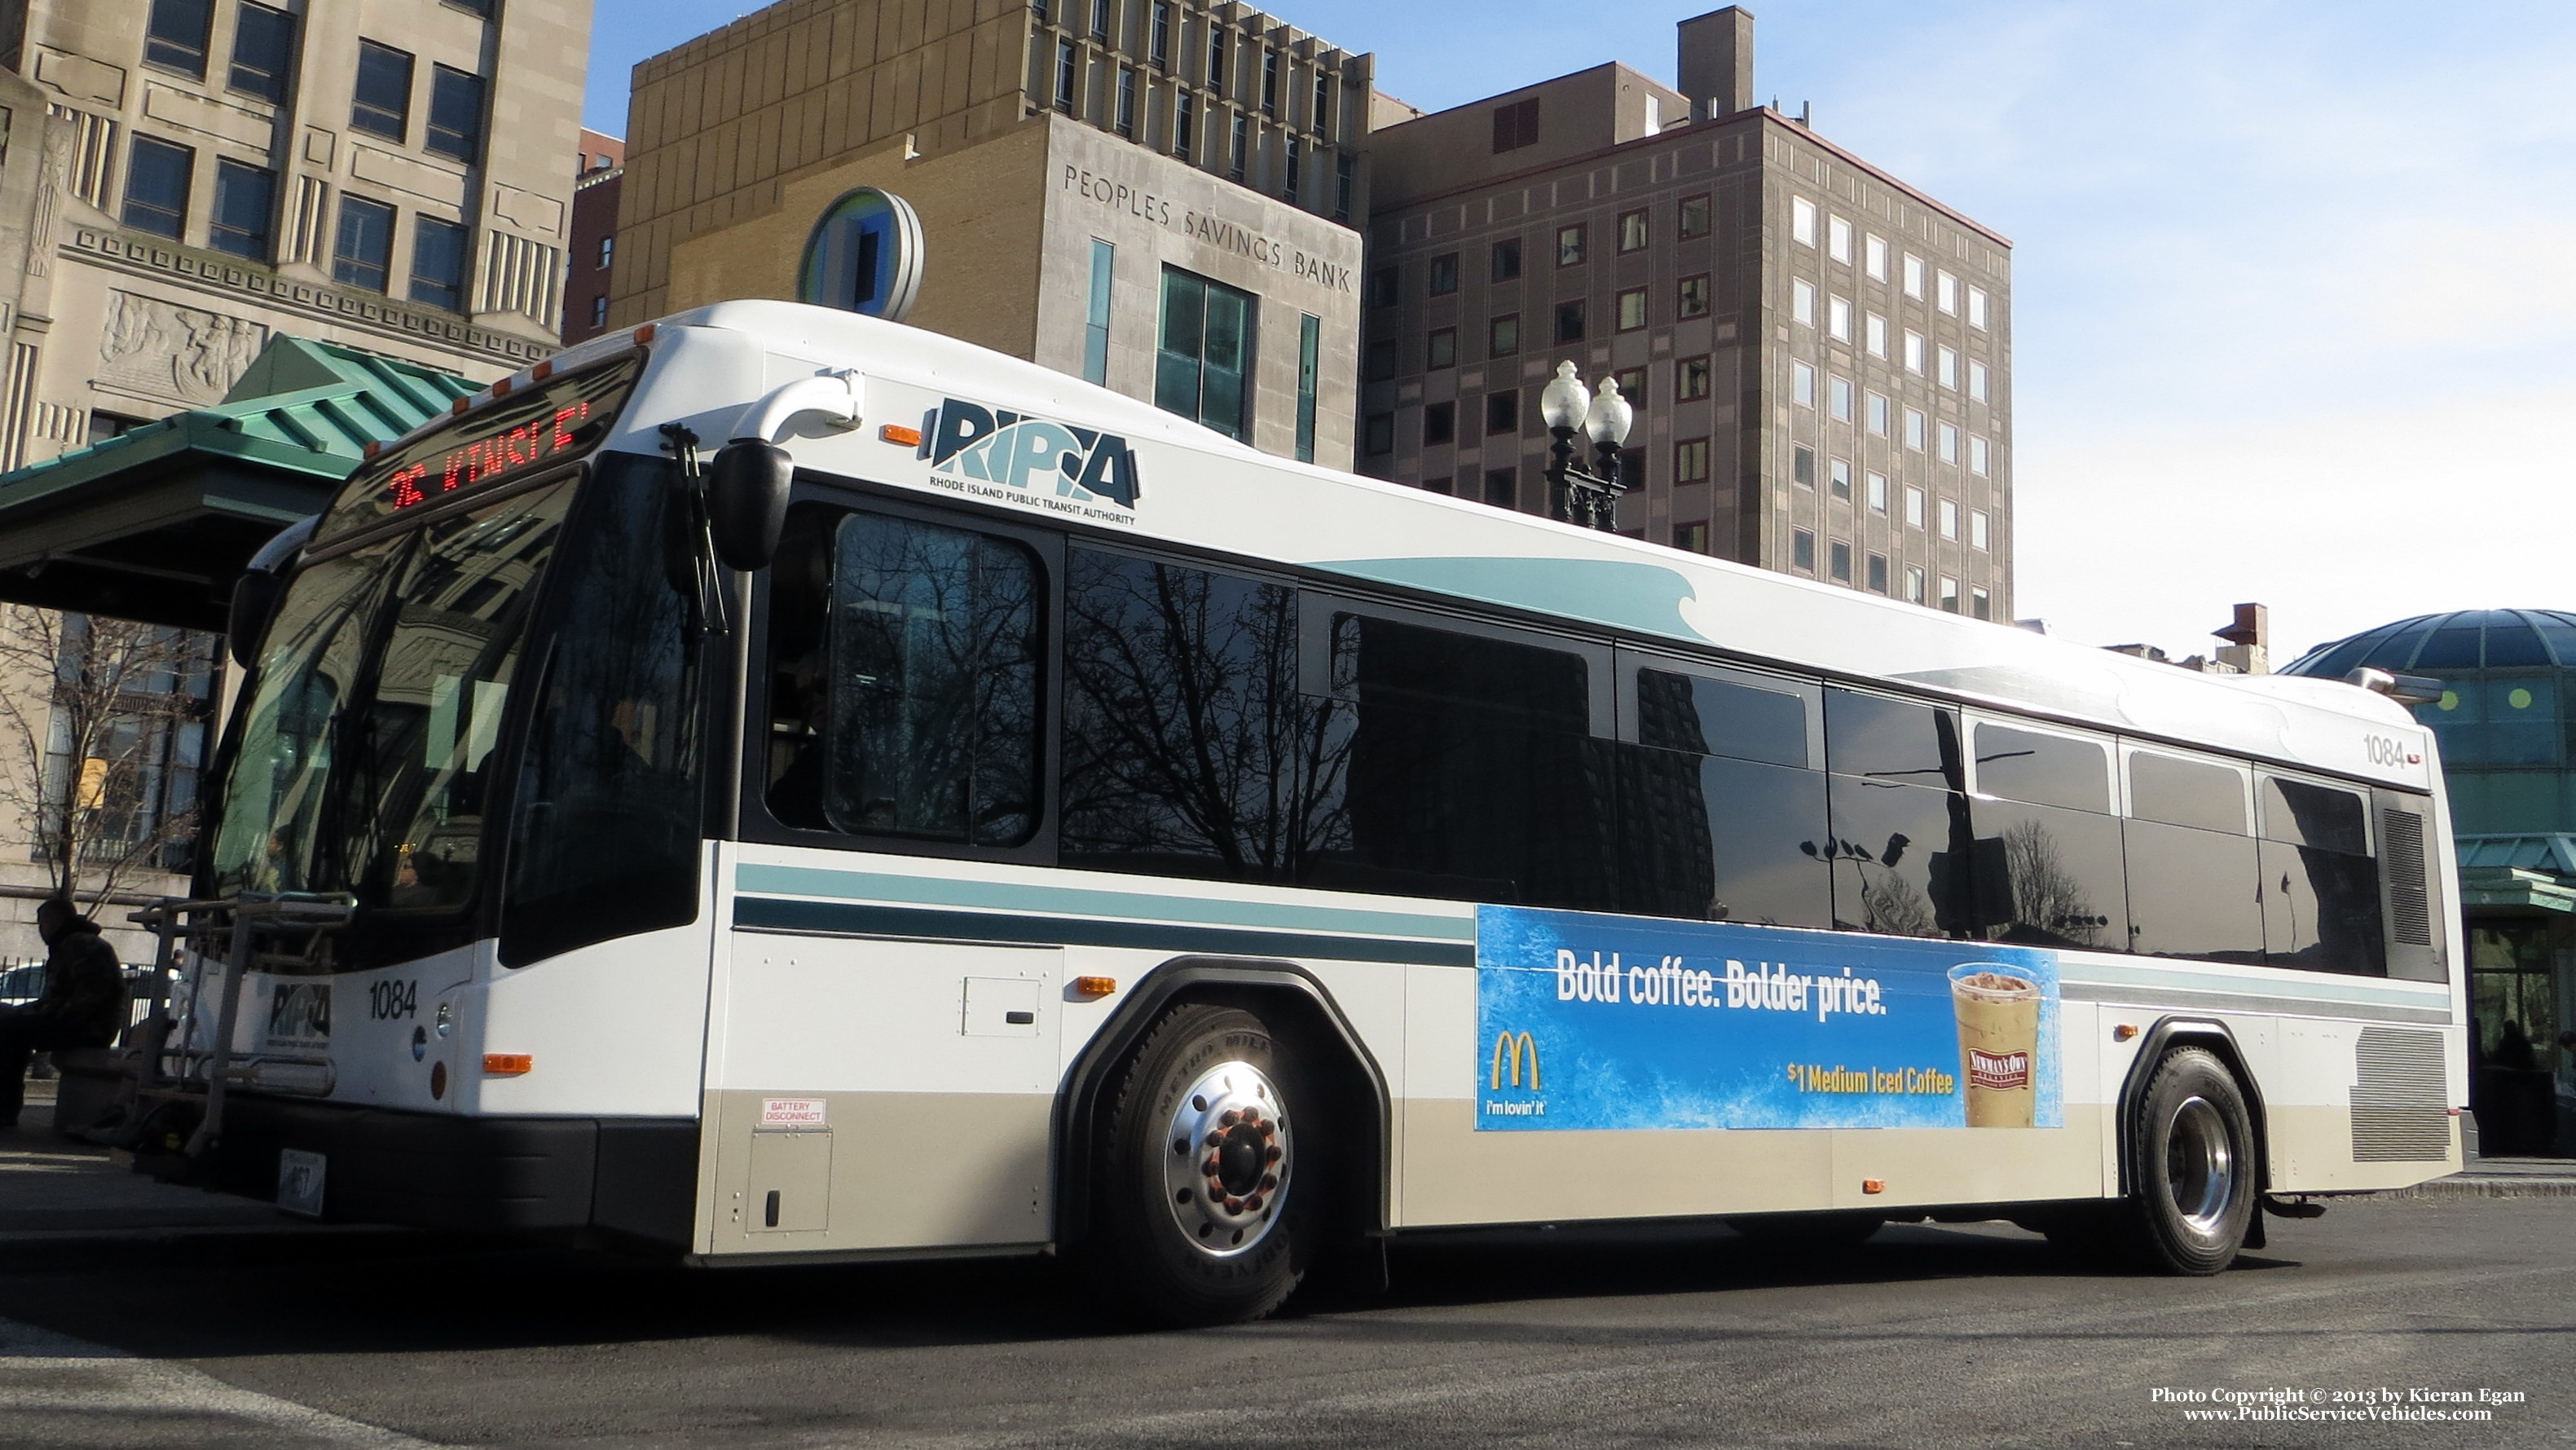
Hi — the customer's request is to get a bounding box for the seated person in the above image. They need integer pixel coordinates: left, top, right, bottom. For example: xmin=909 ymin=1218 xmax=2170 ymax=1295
xmin=0 ymin=898 xmax=125 ymax=1130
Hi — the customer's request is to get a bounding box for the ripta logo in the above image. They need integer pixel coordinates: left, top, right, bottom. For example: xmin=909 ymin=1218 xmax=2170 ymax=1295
xmin=920 ymin=398 xmax=1142 ymax=509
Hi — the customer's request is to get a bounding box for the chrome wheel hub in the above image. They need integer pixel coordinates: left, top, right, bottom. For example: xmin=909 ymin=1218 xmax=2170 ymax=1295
xmin=2165 ymin=1095 xmax=2236 ymax=1237
xmin=1161 ymin=1060 xmax=1291 ymax=1258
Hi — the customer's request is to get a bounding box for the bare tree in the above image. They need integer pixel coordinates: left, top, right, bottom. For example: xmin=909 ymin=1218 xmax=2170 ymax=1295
xmin=0 ymin=606 xmax=210 ymax=913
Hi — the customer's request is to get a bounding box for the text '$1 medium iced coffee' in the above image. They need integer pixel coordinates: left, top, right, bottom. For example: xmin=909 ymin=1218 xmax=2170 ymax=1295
xmin=1949 ymin=963 xmax=2040 ymax=1128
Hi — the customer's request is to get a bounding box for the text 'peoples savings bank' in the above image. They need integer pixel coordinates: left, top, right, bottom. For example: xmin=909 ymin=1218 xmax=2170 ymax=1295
xmin=1061 ymin=167 xmax=1356 ymax=293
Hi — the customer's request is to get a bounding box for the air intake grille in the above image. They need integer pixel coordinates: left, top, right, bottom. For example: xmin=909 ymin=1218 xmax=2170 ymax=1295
xmin=2351 ymin=1026 xmax=2449 ymax=1162
xmin=2381 ymin=804 xmax=2432 ymax=946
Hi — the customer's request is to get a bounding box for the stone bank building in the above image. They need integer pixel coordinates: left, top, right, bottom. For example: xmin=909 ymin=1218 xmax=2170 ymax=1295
xmin=612 ymin=0 xmax=1380 ymax=469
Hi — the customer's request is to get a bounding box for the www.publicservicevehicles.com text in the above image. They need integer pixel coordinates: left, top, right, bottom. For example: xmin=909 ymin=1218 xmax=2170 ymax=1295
xmin=2153 ymin=1386 xmax=2524 ymax=1422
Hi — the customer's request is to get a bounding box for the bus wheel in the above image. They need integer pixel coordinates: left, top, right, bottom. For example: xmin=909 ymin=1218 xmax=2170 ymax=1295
xmin=2120 ymin=1047 xmax=2256 ymax=1275
xmin=1725 ymin=1211 xmax=1883 ymax=1247
xmin=1092 ymin=1004 xmax=1308 ymax=1326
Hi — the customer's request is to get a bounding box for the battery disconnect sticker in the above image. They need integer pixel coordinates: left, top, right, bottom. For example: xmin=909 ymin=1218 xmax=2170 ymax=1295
xmin=759 ymin=1098 xmax=826 ymax=1127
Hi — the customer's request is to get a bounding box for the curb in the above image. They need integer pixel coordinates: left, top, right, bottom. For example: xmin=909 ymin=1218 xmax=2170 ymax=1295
xmin=2350 ymin=1179 xmax=2576 ymax=1202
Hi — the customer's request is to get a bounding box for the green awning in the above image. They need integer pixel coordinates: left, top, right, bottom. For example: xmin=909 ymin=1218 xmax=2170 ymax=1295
xmin=2459 ymin=835 xmax=2576 ymax=915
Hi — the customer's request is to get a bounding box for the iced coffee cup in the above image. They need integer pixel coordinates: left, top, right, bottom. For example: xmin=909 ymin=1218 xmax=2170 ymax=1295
xmin=1949 ymin=963 xmax=2041 ymax=1128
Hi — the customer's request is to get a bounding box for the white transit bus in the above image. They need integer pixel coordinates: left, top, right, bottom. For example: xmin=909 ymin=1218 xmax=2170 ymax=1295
xmin=148 ymin=300 xmax=2464 ymax=1325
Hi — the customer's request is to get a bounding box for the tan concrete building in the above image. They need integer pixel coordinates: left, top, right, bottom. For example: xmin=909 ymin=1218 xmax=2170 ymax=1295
xmin=1359 ymin=8 xmax=2015 ymax=619
xmin=0 ymin=0 xmax=593 ymax=472
xmin=614 ymin=0 xmax=1371 ymax=467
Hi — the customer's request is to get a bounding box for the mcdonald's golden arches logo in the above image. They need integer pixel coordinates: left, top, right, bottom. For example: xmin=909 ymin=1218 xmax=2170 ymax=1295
xmin=1491 ymin=1030 xmax=1540 ymax=1091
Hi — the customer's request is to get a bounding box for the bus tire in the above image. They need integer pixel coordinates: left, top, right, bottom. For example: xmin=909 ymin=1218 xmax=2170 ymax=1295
xmin=1089 ymin=1004 xmax=1310 ymax=1326
xmin=1726 ymin=1211 xmax=1882 ymax=1247
xmin=2117 ymin=1047 xmax=2257 ymax=1275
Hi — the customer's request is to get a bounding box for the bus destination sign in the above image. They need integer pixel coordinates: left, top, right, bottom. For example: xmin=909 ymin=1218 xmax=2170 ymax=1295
xmin=319 ymin=355 xmax=642 ymax=542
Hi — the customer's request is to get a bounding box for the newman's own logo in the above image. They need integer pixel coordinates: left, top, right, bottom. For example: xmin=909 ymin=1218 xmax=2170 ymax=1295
xmin=1966 ymin=1048 xmax=2030 ymax=1091
xmin=922 ymin=398 xmax=1142 ymax=511
xmin=1486 ymin=1030 xmax=1544 ymax=1118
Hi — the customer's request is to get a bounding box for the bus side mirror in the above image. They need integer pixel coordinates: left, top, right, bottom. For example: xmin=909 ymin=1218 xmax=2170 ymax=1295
xmin=707 ymin=439 xmax=793 ymax=571
xmin=226 ymin=570 xmax=284 ymax=669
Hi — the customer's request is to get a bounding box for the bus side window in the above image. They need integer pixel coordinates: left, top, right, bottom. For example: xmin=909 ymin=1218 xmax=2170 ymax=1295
xmin=2122 ymin=751 xmax=2262 ymax=964
xmin=2257 ymin=774 xmax=2384 ymax=975
xmin=1821 ymin=690 xmax=1975 ymax=938
xmin=762 ymin=509 xmax=836 ymax=831
xmin=1618 ymin=667 xmax=1830 ymax=928
xmin=1059 ymin=549 xmax=1303 ymax=882
xmin=1968 ymin=723 xmax=2127 ymax=951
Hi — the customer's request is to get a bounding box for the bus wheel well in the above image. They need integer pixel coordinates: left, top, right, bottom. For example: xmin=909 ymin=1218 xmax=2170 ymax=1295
xmin=2116 ymin=1019 xmax=2270 ymax=1239
xmin=1054 ymin=959 xmax=1391 ymax=1258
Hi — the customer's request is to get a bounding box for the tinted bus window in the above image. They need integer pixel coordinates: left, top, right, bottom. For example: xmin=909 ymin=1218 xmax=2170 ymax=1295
xmin=1618 ymin=745 xmax=1831 ymax=928
xmin=1970 ymin=797 xmax=2125 ymax=949
xmin=1973 ymin=723 xmax=2108 ymax=813
xmin=1825 ymin=774 xmax=1971 ymax=939
xmin=2261 ymin=777 xmax=2369 ymax=855
xmin=1825 ymin=689 xmax=1962 ymax=789
xmin=1060 ymin=550 xmax=1306 ymax=880
xmin=2261 ymin=838 xmax=2384 ymax=974
xmin=2124 ymin=819 xmax=2264 ymax=963
xmin=2129 ymin=751 xmax=2247 ymax=834
xmin=1636 ymin=668 xmax=1807 ymax=767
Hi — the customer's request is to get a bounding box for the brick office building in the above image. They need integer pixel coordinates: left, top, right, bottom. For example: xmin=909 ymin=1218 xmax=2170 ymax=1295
xmin=1357 ymin=7 xmax=2014 ymax=617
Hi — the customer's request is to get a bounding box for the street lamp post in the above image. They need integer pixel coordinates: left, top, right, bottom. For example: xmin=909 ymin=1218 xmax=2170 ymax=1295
xmin=1539 ymin=361 xmax=1637 ymax=531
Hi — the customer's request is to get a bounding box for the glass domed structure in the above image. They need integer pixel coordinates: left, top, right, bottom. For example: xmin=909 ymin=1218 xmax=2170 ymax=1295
xmin=2285 ymin=610 xmax=2576 ymax=1153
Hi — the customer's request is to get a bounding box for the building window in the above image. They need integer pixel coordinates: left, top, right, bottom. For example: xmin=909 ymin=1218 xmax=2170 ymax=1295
xmin=1333 ymin=152 xmax=1354 ymax=223
xmin=1968 ymin=285 xmax=1989 ymax=329
xmin=1865 ymin=470 xmax=1887 ymax=513
xmin=1827 ymin=214 xmax=1852 ymax=263
xmin=1676 ymin=438 xmax=1709 ymax=482
xmin=1865 ymin=391 xmax=1889 ymax=435
xmin=1228 ymin=113 xmax=1247 ymax=181
xmin=1557 ymin=223 xmax=1586 ymax=266
xmin=1614 ymin=365 xmax=1646 ymax=399
xmin=598 ymin=234 xmax=614 ymax=268
xmin=1971 ymin=587 xmax=1991 ymax=620
xmin=1903 ymin=330 xmax=1925 ymax=373
xmin=1489 ymin=313 xmax=1519 ymax=357
xmin=1677 ymin=355 xmax=1711 ymax=400
xmin=1554 ymin=299 xmax=1585 ymax=344
xmin=145 ymin=0 xmax=214 ymax=78
xmin=208 ymin=159 xmax=274 ymax=259
xmin=1940 ymin=575 xmax=1960 ymax=613
xmin=1827 ymin=374 xmax=1852 ymax=421
xmin=1423 ymin=400 xmax=1455 ymax=445
xmin=1298 ymin=315 xmax=1319 ymax=463
xmin=1792 ymin=528 xmax=1816 ymax=572
xmin=426 ymin=65 xmax=485 ymax=163
xmin=1491 ymin=236 xmax=1521 ymax=282
xmin=409 ymin=214 xmax=467 ymax=310
xmin=1084 ymin=238 xmax=1115 ymax=385
xmin=591 ymin=295 xmax=609 ymax=328
xmin=1971 ymin=509 xmax=1990 ymax=550
xmin=1790 ymin=360 xmax=1814 ymax=407
xmin=1675 ymin=521 xmax=1708 ymax=553
xmin=1616 ymin=288 xmax=1647 ymax=331
xmin=1826 ymin=294 xmax=1851 ymax=342
xmin=1790 ymin=196 xmax=1816 ymax=247
xmin=1151 ymin=2 xmax=1171 ymax=68
xmin=1902 ymin=253 xmax=1926 ymax=298
xmin=1282 ymin=133 xmax=1299 ymax=203
xmin=1486 ymin=389 xmax=1518 ymax=435
xmin=1937 ymin=345 xmax=1958 ymax=390
xmin=1679 ymin=193 xmax=1711 ymax=239
xmin=121 ymin=135 xmax=194 ymax=240
xmin=1261 ymin=48 xmax=1278 ymax=115
xmin=1904 ymin=487 xmax=1925 ymax=529
xmin=1491 ymin=96 xmax=1539 ymax=152
xmin=1938 ymin=422 xmax=1960 ymax=463
xmin=1484 ymin=468 xmax=1517 ymax=508
xmin=1829 ymin=456 xmax=1852 ymax=500
xmin=1364 ymin=411 xmax=1393 ymax=455
xmin=1116 ymin=67 xmax=1138 ymax=138
xmin=1969 ymin=360 xmax=1988 ymax=402
xmin=1970 ymin=435 xmax=1990 ymax=476
xmin=332 ymin=194 xmax=395 ymax=291
xmin=1429 ymin=253 xmax=1458 ymax=294
xmin=1056 ymin=42 xmax=1080 ymax=113
xmin=1905 ymin=565 xmax=1926 ymax=603
xmin=1174 ymin=91 xmax=1195 ymax=161
xmin=1866 ymin=551 xmax=1888 ymax=593
xmin=1420 ymin=476 xmax=1452 ymax=495
xmin=1618 ymin=209 xmax=1649 ymax=253
xmin=351 ymin=40 xmax=414 ymax=141
xmin=1790 ymin=279 xmax=1814 ymax=326
xmin=1792 ymin=444 xmax=1816 ymax=487
xmin=1865 ymin=313 xmax=1887 ymax=358
xmin=1092 ymin=0 xmax=1111 ymax=43
xmin=1865 ymin=233 xmax=1887 ymax=280
xmin=1679 ymin=275 xmax=1710 ymax=319
xmin=1936 ymin=270 xmax=1958 ymax=314
xmin=1904 ymin=407 xmax=1926 ymax=451
xmin=229 ymin=2 xmax=297 ymax=104
xmin=1427 ymin=326 xmax=1456 ymax=368
xmin=1829 ymin=540 xmax=1852 ymax=584
xmin=1314 ymin=73 xmax=1332 ymax=138
xmin=1155 ymin=266 xmax=1256 ymax=440
xmin=1939 ymin=497 xmax=1960 ymax=539
xmin=1206 ymin=24 xmax=1226 ymax=90
xmin=1363 ymin=337 xmax=1396 ymax=381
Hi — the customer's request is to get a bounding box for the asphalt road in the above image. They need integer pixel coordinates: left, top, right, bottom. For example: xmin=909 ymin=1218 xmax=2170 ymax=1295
xmin=0 ymin=1198 xmax=2568 ymax=1449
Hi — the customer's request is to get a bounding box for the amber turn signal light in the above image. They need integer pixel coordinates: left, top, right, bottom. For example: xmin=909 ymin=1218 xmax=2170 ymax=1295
xmin=2113 ymin=1023 xmax=2141 ymax=1042
xmin=1860 ymin=1179 xmax=1886 ymax=1195
xmin=880 ymin=423 xmax=924 ymax=447
xmin=1074 ymin=976 xmax=1118 ymax=998
xmin=482 ymin=1053 xmax=534 ymax=1076
xmin=632 ymin=323 xmax=658 ymax=345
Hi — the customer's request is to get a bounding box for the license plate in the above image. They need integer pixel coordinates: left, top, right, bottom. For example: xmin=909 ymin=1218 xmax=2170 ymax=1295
xmin=276 ymin=1148 xmax=326 ymax=1218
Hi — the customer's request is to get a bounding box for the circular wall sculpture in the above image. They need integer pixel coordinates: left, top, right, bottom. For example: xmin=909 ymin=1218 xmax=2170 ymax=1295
xmin=796 ymin=187 xmax=925 ymax=323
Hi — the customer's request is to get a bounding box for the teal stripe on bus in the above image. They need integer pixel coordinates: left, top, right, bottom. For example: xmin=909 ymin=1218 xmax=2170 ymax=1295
xmin=733 ymin=863 xmax=1473 ymax=942
xmin=730 ymin=896 xmax=1473 ymax=966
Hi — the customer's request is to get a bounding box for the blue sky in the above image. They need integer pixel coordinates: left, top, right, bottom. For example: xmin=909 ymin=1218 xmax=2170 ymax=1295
xmin=585 ymin=1 xmax=2576 ymax=659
